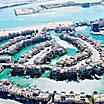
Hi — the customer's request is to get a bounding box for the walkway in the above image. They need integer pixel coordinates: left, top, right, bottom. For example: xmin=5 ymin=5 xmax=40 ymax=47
xmin=77 ymin=37 xmax=100 ymax=62
xmin=71 ymin=37 xmax=100 ymax=69
xmin=24 ymin=46 xmax=52 ymax=65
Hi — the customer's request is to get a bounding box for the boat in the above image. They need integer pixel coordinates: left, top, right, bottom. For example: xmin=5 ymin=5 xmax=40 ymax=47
xmin=91 ymin=31 xmax=102 ymax=35
xmin=25 ymin=76 xmax=30 ymax=79
xmin=94 ymin=74 xmax=101 ymax=80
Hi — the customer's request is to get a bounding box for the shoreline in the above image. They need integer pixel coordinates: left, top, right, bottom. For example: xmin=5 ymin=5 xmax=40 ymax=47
xmin=0 ymin=1 xmax=104 ymax=103
xmin=0 ymin=24 xmax=104 ymax=104
xmin=1 ymin=23 xmax=103 ymax=38
xmin=0 ymin=21 xmax=74 ymax=36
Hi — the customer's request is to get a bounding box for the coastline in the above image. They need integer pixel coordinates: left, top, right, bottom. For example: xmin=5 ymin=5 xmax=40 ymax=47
xmin=0 ymin=21 xmax=74 ymax=36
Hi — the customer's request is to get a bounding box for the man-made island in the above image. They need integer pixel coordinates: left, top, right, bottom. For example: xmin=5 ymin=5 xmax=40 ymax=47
xmin=0 ymin=18 xmax=104 ymax=103
xmin=0 ymin=0 xmax=33 ymax=9
xmin=14 ymin=0 xmax=104 ymax=16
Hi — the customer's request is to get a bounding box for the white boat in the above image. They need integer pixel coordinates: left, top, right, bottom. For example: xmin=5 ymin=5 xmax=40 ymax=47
xmin=90 ymin=31 xmax=101 ymax=35
xmin=94 ymin=74 xmax=101 ymax=80
xmin=91 ymin=30 xmax=104 ymax=35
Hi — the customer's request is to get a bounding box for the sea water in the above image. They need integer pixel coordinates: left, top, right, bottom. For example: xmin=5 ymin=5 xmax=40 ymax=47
xmin=0 ymin=3 xmax=104 ymax=29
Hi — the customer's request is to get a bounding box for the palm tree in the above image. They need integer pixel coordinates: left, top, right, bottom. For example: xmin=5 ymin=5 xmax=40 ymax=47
xmin=93 ymin=91 xmax=98 ymax=94
xmin=70 ymin=91 xmax=74 ymax=94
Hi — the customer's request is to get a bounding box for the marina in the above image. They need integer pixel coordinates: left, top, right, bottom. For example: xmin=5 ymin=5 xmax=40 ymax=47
xmin=0 ymin=20 xmax=104 ymax=80
xmin=0 ymin=19 xmax=104 ymax=103
xmin=0 ymin=0 xmax=104 ymax=103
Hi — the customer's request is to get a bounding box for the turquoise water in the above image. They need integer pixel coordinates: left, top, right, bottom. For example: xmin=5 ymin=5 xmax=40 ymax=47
xmin=0 ymin=31 xmax=78 ymax=87
xmin=76 ymin=26 xmax=104 ymax=44
xmin=12 ymin=44 xmax=36 ymax=60
xmin=0 ymin=68 xmax=9 ymax=79
xmin=66 ymin=48 xmax=78 ymax=56
xmin=50 ymin=30 xmax=78 ymax=56
xmin=0 ymin=40 xmax=10 ymax=46
xmin=42 ymin=70 xmax=51 ymax=78
xmin=0 ymin=1 xmax=104 ymax=93
xmin=0 ymin=68 xmax=31 ymax=87
xmin=0 ymin=41 xmax=6 ymax=46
